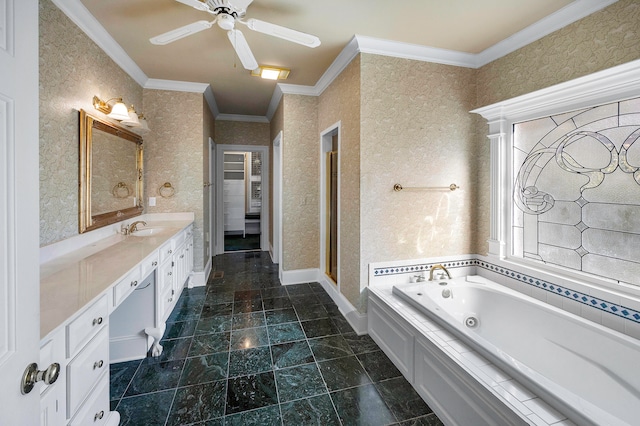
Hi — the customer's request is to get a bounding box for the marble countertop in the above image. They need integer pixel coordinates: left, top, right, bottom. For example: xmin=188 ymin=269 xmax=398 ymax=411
xmin=40 ymin=220 xmax=193 ymax=339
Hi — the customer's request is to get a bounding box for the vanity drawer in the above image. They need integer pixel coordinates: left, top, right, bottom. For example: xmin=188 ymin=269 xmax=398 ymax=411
xmin=141 ymin=251 xmax=160 ymax=279
xmin=159 ymin=241 xmax=174 ymax=265
xmin=67 ymin=327 xmax=109 ymax=417
xmin=157 ymin=259 xmax=174 ymax=294
xmin=66 ymin=295 xmax=108 ymax=359
xmin=68 ymin=371 xmax=110 ymax=426
xmin=112 ymin=267 xmax=141 ymax=308
xmin=158 ymin=284 xmax=177 ymax=324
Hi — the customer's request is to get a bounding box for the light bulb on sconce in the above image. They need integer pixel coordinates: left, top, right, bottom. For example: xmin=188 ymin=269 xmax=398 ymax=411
xmin=120 ymin=105 xmax=141 ymax=127
xmin=92 ymin=95 xmax=150 ymax=133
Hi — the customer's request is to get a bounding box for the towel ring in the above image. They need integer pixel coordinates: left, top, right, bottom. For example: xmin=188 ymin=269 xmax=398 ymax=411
xmin=158 ymin=182 xmax=175 ymax=198
xmin=112 ymin=182 xmax=131 ymax=198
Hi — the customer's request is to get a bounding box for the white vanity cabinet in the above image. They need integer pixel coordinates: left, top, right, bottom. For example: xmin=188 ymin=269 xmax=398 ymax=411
xmin=39 ymin=218 xmax=195 ymax=426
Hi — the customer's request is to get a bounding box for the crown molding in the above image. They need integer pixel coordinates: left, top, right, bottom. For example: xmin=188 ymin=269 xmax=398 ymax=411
xmin=216 ymin=114 xmax=269 ymax=123
xmin=204 ymin=86 xmax=219 ymax=118
xmin=51 ymin=0 xmax=148 ymax=87
xmin=471 ymin=59 xmax=640 ymax=122
xmin=144 ymin=79 xmax=209 ymax=93
xmin=475 ymin=0 xmax=618 ymax=67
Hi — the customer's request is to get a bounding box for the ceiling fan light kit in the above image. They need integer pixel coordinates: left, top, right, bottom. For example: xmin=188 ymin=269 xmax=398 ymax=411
xmin=151 ymin=0 xmax=321 ymax=71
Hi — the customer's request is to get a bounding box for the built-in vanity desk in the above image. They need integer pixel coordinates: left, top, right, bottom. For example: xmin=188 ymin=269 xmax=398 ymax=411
xmin=38 ymin=215 xmax=194 ymax=426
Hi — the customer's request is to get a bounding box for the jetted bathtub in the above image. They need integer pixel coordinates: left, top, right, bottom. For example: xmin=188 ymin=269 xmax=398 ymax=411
xmin=392 ymin=275 xmax=640 ymax=426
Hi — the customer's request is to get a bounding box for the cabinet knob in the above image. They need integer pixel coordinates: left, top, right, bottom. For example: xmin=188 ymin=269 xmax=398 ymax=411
xmin=21 ymin=362 xmax=60 ymax=394
xmin=152 ymin=261 xmax=158 ymax=267
xmin=168 ymin=249 xmax=173 ymax=254
xmin=180 ymin=254 xmax=184 ymax=259
xmin=94 ymin=410 xmax=105 ymax=421
xmin=92 ymin=317 xmax=103 ymax=326
xmin=130 ymin=280 xmax=138 ymax=287
xmin=168 ymin=272 xmax=172 ymax=276
xmin=93 ymin=360 xmax=104 ymax=369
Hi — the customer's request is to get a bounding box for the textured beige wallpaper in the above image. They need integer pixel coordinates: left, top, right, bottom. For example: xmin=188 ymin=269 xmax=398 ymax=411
xmin=143 ymin=89 xmax=205 ymax=271
xmin=39 ymin=0 xmax=142 ymax=246
xmin=360 ymin=55 xmax=478 ymax=293
xmin=215 ymin=120 xmax=270 ymax=146
xmin=318 ymin=56 xmax=362 ymax=310
xmin=476 ymin=0 xmax=640 ymax=107
xmin=281 ymin=95 xmax=319 ymax=271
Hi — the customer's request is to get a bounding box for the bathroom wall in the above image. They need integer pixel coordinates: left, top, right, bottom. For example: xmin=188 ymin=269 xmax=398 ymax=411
xmin=359 ymin=55 xmax=478 ymax=304
xmin=476 ymin=0 xmax=640 ymax=107
xmin=143 ymin=89 xmax=206 ymax=272
xmin=39 ymin=0 xmax=142 ymax=246
xmin=215 ymin=120 xmax=270 ymax=146
xmin=203 ymin=98 xmax=216 ymax=264
xmin=317 ymin=56 xmax=362 ymax=309
xmin=280 ymin=95 xmax=320 ymax=271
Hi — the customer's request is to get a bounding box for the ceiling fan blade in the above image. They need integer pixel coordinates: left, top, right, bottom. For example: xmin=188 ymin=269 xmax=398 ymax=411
xmin=227 ymin=29 xmax=258 ymax=70
xmin=175 ymin=0 xmax=209 ymax=12
xmin=150 ymin=20 xmax=214 ymax=45
xmin=228 ymin=0 xmax=253 ymax=13
xmin=244 ymin=18 xmax=320 ymax=48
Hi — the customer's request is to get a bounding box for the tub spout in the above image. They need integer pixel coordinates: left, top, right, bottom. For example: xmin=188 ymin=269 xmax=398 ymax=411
xmin=429 ymin=264 xmax=451 ymax=281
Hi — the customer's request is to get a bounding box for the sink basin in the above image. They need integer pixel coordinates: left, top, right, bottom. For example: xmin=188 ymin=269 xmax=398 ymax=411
xmin=130 ymin=227 xmax=166 ymax=237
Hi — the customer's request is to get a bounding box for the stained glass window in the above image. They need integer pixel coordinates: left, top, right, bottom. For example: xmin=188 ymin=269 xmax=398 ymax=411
xmin=512 ymin=97 xmax=640 ymax=285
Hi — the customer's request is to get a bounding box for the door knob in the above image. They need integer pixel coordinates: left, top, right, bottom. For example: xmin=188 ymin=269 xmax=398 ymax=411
xmin=21 ymin=362 xmax=60 ymax=394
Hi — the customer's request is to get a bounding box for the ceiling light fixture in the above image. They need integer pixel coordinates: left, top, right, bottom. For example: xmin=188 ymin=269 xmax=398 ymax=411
xmin=251 ymin=66 xmax=290 ymax=80
xmin=92 ymin=95 xmax=131 ymax=121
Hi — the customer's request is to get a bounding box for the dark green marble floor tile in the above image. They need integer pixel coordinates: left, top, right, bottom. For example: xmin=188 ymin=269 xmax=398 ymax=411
xmin=234 ymin=290 xmax=262 ymax=301
xmin=195 ymin=315 xmax=232 ymax=334
xmin=188 ymin=332 xmax=230 ymax=356
xmin=167 ymin=299 xmax=203 ymax=322
xmin=308 ymin=282 xmax=325 ymax=293
xmin=301 ymin=317 xmax=340 ymax=338
xmin=375 ymin=377 xmax=433 ymax=421
xmin=124 ymin=359 xmax=184 ymax=397
xmin=342 ymin=332 xmax=380 ymax=354
xmin=262 ymin=296 xmax=293 ymax=311
xmin=317 ymin=355 xmax=371 ymax=392
xmin=295 ymin=303 xmax=329 ymax=321
xmin=308 ymin=335 xmax=354 ymax=361
xmin=267 ymin=322 xmax=306 ymax=344
xmin=281 ymin=393 xmax=341 ymax=426
xmin=203 ymin=418 xmax=225 ymax=426
xmin=286 ymin=283 xmax=314 ymax=296
xmin=226 ymin=372 xmax=278 ymax=415
xmin=233 ymin=298 xmax=263 ymax=313
xmin=261 ymin=287 xmax=289 ymax=299
xmin=331 ymin=384 xmax=397 ymax=426
xmin=357 ymin=350 xmax=402 ymax=382
xmin=232 ymin=311 xmax=266 ymax=330
xmin=224 ymin=404 xmax=281 ymax=426
xmin=271 ymin=341 xmax=314 ymax=369
xmin=200 ymin=302 xmax=233 ymax=318
xmin=116 ymin=389 xmax=175 ymax=426
xmin=166 ymin=380 xmax=227 ymax=425
xmin=179 ymin=353 xmax=228 ymax=386
xmin=110 ymin=359 xmax=141 ymax=401
xmin=149 ymin=337 xmax=192 ymax=363
xmin=275 ymin=363 xmax=327 ymax=402
xmin=162 ymin=319 xmax=197 ymax=341
xmin=398 ymin=414 xmax=445 ymax=426
xmin=228 ymin=346 xmax=273 ymax=377
xmin=289 ymin=294 xmax=321 ymax=308
xmin=230 ymin=326 xmax=269 ymax=350
xmin=264 ymin=307 xmax=298 ymax=325
xmin=331 ymin=316 xmax=355 ymax=334
xmin=205 ymin=290 xmax=234 ymax=305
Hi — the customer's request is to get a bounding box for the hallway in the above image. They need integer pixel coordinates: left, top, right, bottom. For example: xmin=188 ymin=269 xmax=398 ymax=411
xmin=109 ymin=252 xmax=443 ymax=425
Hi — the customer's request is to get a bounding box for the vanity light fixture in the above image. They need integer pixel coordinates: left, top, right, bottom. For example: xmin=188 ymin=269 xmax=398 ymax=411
xmin=120 ymin=106 xmax=141 ymax=127
xmin=92 ymin=95 xmax=130 ymax=121
xmin=138 ymin=114 xmax=150 ymax=133
xmin=251 ymin=66 xmax=290 ymax=80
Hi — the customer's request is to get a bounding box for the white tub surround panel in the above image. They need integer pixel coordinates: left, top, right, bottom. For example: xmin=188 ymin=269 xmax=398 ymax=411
xmin=39 ymin=214 xmax=194 ymax=425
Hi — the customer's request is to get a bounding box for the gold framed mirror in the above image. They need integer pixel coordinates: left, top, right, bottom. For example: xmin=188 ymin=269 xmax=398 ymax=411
xmin=79 ymin=109 xmax=143 ymax=233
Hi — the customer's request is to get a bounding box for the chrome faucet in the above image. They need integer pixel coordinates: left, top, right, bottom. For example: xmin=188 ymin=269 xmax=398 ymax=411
xmin=429 ymin=264 xmax=451 ymax=281
xmin=127 ymin=220 xmax=147 ymax=235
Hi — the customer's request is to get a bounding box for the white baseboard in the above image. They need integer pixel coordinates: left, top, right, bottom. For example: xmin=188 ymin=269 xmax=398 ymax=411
xmin=189 ymin=259 xmax=211 ymax=288
xmin=317 ymin=274 xmax=368 ymax=335
xmin=281 ymin=268 xmax=319 ymax=285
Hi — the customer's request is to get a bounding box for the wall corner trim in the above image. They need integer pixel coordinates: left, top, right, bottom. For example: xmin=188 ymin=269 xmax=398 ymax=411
xmin=216 ymin=114 xmax=269 ymax=123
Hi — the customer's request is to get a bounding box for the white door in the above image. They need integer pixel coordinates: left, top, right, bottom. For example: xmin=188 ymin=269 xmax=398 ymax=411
xmin=0 ymin=0 xmax=42 ymax=424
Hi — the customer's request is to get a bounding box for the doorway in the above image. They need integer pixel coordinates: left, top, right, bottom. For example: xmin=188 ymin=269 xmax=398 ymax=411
xmin=215 ymin=144 xmax=269 ymax=255
xmin=320 ymin=123 xmax=340 ymax=286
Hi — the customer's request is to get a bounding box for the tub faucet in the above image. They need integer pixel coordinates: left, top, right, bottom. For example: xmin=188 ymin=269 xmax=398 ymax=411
xmin=127 ymin=221 xmax=147 ymax=235
xmin=429 ymin=264 xmax=451 ymax=281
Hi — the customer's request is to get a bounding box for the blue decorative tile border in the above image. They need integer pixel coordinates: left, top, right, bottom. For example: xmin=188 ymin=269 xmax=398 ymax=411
xmin=374 ymin=258 xmax=640 ymax=325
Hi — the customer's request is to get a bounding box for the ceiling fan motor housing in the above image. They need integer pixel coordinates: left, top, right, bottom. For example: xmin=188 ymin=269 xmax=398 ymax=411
xmin=206 ymin=0 xmax=242 ymax=17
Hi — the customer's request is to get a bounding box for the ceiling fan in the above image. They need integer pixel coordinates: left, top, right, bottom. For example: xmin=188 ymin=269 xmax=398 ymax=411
xmin=150 ymin=0 xmax=321 ymax=71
